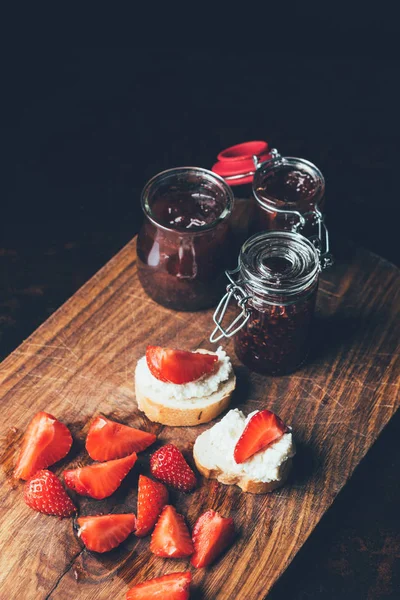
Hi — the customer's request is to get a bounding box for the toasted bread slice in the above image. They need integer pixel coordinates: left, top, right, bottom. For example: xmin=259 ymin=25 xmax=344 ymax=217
xmin=194 ymin=452 xmax=292 ymax=494
xmin=135 ymin=349 xmax=236 ymax=427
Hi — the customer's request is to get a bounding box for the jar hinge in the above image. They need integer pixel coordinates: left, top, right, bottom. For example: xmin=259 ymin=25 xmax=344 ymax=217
xmin=209 ymin=267 xmax=251 ymax=342
xmin=311 ymin=208 xmax=334 ymax=270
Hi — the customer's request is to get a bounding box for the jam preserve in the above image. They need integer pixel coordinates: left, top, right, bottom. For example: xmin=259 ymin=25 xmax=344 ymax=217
xmin=211 ymin=231 xmax=320 ymax=375
xmin=252 ymin=154 xmax=326 ymax=241
xmin=137 ymin=167 xmax=234 ymax=311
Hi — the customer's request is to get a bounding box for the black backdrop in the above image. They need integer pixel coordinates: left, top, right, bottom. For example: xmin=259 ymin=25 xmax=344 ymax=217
xmin=1 ymin=43 xmax=400 ymax=600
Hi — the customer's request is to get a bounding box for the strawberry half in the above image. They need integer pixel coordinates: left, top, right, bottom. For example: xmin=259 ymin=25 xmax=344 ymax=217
xmin=77 ymin=513 xmax=136 ymax=553
xmin=14 ymin=411 xmax=73 ymax=480
xmin=126 ymin=572 xmax=191 ymax=600
xmin=86 ymin=416 xmax=156 ymax=461
xmin=24 ymin=469 xmax=76 ymax=518
xmin=63 ymin=452 xmax=137 ymax=499
xmin=150 ymin=505 xmax=194 ymax=558
xmin=146 ymin=345 xmax=218 ymax=384
xmin=191 ymin=509 xmax=235 ymax=568
xmin=150 ymin=444 xmax=196 ymax=493
xmin=135 ymin=475 xmax=168 ymax=537
xmin=233 ymin=409 xmax=289 ymax=464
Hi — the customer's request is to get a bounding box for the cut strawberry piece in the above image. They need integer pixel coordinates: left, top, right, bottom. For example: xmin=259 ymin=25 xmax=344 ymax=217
xmin=146 ymin=345 xmax=218 ymax=384
xmin=191 ymin=509 xmax=235 ymax=568
xmin=77 ymin=513 xmax=136 ymax=553
xmin=135 ymin=475 xmax=168 ymax=537
xmin=150 ymin=444 xmax=196 ymax=493
xmin=24 ymin=469 xmax=76 ymax=518
xmin=86 ymin=416 xmax=156 ymax=461
xmin=14 ymin=411 xmax=73 ymax=480
xmin=150 ymin=505 xmax=194 ymax=558
xmin=233 ymin=409 xmax=289 ymax=464
xmin=63 ymin=452 xmax=137 ymax=499
xmin=126 ymin=572 xmax=191 ymax=600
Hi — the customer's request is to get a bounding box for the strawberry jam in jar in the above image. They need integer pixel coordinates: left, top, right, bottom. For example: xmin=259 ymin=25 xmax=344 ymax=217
xmin=137 ymin=167 xmax=234 ymax=311
xmin=211 ymin=231 xmax=320 ymax=375
xmin=252 ymin=152 xmax=326 ymax=242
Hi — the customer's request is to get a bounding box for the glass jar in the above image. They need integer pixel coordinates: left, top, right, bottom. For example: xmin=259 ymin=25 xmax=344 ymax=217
xmin=212 ymin=141 xmax=272 ymax=252
xmin=252 ymin=151 xmax=327 ymax=241
xmin=137 ymin=167 xmax=234 ymax=311
xmin=210 ymin=231 xmax=320 ymax=375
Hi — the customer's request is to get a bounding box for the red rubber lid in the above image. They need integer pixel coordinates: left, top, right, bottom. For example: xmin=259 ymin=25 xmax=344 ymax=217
xmin=212 ymin=141 xmax=271 ymax=186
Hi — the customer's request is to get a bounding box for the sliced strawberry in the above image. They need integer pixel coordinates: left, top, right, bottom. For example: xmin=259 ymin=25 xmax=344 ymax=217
xmin=135 ymin=475 xmax=168 ymax=537
xmin=146 ymin=345 xmax=218 ymax=384
xmin=86 ymin=416 xmax=156 ymax=461
xmin=77 ymin=513 xmax=136 ymax=553
xmin=63 ymin=452 xmax=137 ymax=499
xmin=191 ymin=509 xmax=235 ymax=568
xmin=150 ymin=444 xmax=196 ymax=493
xmin=126 ymin=572 xmax=191 ymax=600
xmin=14 ymin=411 xmax=73 ymax=480
xmin=233 ymin=409 xmax=289 ymax=464
xmin=24 ymin=469 xmax=76 ymax=518
xmin=150 ymin=505 xmax=194 ymax=558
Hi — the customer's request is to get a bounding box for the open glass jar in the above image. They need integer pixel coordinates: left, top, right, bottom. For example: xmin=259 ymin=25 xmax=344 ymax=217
xmin=210 ymin=231 xmax=321 ymax=375
xmin=251 ymin=151 xmax=332 ymax=268
xmin=137 ymin=167 xmax=234 ymax=311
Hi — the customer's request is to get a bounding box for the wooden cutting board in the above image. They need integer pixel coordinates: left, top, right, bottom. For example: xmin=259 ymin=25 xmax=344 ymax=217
xmin=0 ymin=238 xmax=399 ymax=600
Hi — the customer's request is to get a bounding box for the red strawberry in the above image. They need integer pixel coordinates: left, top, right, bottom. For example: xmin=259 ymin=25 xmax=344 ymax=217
xmin=150 ymin=505 xmax=194 ymax=558
xmin=126 ymin=572 xmax=191 ymax=600
xmin=191 ymin=509 xmax=235 ymax=568
xmin=233 ymin=410 xmax=289 ymax=464
xmin=135 ymin=475 xmax=168 ymax=537
xmin=86 ymin=415 xmax=156 ymax=461
xmin=146 ymin=345 xmax=218 ymax=384
xmin=150 ymin=444 xmax=196 ymax=492
xmin=63 ymin=452 xmax=137 ymax=499
xmin=14 ymin=411 xmax=73 ymax=480
xmin=24 ymin=469 xmax=76 ymax=517
xmin=77 ymin=513 xmax=136 ymax=553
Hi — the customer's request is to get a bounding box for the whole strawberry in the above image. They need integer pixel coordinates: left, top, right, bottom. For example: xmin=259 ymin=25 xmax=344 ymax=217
xmin=24 ymin=469 xmax=76 ymax=517
xmin=150 ymin=444 xmax=196 ymax=492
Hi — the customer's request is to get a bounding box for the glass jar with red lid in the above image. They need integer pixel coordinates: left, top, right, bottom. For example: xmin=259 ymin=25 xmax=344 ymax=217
xmin=137 ymin=167 xmax=234 ymax=311
xmin=212 ymin=141 xmax=272 ymax=249
xmin=210 ymin=230 xmax=321 ymax=375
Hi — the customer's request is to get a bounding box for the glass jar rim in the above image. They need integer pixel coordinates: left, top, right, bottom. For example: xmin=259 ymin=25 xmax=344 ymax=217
xmin=239 ymin=230 xmax=320 ymax=298
xmin=141 ymin=166 xmax=234 ymax=234
xmin=253 ymin=156 xmax=325 ymax=210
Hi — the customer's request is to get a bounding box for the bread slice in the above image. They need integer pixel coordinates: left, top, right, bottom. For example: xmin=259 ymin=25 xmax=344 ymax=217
xmin=192 ymin=408 xmax=295 ymax=493
xmin=194 ymin=453 xmax=292 ymax=494
xmin=135 ymin=349 xmax=236 ymax=427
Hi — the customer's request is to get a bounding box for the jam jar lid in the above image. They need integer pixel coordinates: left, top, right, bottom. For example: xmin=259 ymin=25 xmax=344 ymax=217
xmin=210 ymin=231 xmax=320 ymax=342
xmin=239 ymin=231 xmax=320 ymax=298
xmin=212 ymin=141 xmax=272 ymax=186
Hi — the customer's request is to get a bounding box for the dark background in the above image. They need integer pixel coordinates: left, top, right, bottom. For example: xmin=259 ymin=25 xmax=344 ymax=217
xmin=1 ymin=41 xmax=400 ymax=599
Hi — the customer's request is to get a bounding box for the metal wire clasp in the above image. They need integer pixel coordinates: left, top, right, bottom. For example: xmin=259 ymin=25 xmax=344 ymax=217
xmin=210 ymin=267 xmax=252 ymax=343
xmin=310 ymin=208 xmax=334 ymax=270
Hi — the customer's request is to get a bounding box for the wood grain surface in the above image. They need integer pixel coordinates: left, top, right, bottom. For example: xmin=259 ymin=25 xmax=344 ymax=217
xmin=0 ymin=237 xmax=399 ymax=600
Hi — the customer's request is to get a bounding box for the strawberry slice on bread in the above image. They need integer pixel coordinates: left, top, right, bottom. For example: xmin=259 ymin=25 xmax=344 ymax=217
xmin=150 ymin=444 xmax=196 ymax=492
xmin=233 ymin=409 xmax=289 ymax=464
xmin=126 ymin=572 xmax=191 ymax=600
xmin=24 ymin=469 xmax=76 ymax=517
xmin=146 ymin=345 xmax=218 ymax=384
xmin=135 ymin=475 xmax=168 ymax=537
xmin=14 ymin=411 xmax=73 ymax=480
xmin=63 ymin=452 xmax=137 ymax=499
xmin=191 ymin=509 xmax=235 ymax=568
xmin=86 ymin=416 xmax=156 ymax=461
xmin=77 ymin=513 xmax=136 ymax=553
xmin=150 ymin=505 xmax=193 ymax=558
